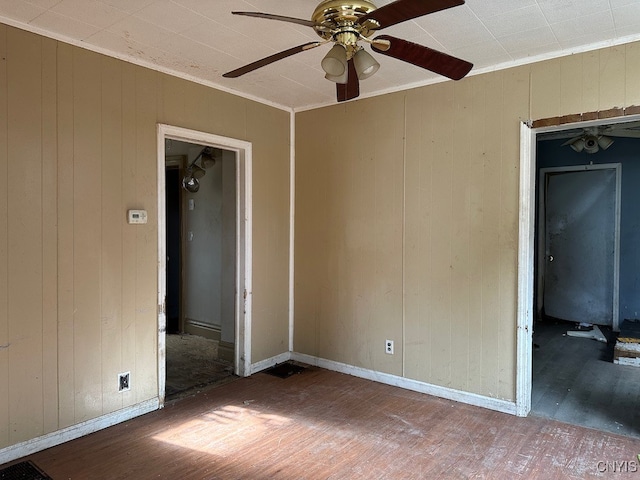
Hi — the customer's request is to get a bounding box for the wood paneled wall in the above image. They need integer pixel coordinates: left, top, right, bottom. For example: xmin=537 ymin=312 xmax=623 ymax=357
xmin=295 ymin=42 xmax=640 ymax=402
xmin=0 ymin=25 xmax=291 ymax=450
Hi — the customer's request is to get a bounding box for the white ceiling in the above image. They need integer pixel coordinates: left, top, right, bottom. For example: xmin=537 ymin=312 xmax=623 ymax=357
xmin=2 ymin=0 xmax=640 ymax=111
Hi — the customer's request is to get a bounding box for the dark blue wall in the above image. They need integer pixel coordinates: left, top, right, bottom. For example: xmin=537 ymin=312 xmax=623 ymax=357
xmin=537 ymin=137 xmax=640 ymax=322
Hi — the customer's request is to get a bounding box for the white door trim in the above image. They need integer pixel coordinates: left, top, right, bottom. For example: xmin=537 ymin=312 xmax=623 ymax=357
xmin=517 ymin=114 xmax=640 ymax=417
xmin=515 ymin=121 xmax=536 ymax=417
xmin=157 ymin=124 xmax=253 ymax=407
xmin=537 ymin=164 xmax=621 ymax=330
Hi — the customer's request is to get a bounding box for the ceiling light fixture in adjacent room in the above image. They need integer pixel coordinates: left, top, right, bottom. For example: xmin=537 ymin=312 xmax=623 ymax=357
xmin=181 ymin=146 xmax=217 ymax=192
xmin=563 ymin=134 xmax=614 ymax=154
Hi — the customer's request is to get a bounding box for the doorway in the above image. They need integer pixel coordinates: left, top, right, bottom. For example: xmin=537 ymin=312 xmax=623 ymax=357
xmin=517 ymin=116 xmax=640 ymax=438
xmin=157 ymin=125 xmax=253 ymax=405
xmin=164 ymin=140 xmax=236 ymax=399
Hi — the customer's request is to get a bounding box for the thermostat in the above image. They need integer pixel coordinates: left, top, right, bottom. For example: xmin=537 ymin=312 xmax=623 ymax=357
xmin=127 ymin=209 xmax=148 ymax=224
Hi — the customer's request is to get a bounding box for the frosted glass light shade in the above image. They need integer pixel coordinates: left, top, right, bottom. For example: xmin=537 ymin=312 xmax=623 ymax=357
xmin=321 ymin=45 xmax=347 ymax=76
xmin=353 ymin=49 xmax=379 ymax=80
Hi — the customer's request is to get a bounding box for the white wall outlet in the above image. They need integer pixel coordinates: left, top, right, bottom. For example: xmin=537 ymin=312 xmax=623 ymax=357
xmin=118 ymin=372 xmax=130 ymax=392
xmin=385 ymin=340 xmax=394 ymax=355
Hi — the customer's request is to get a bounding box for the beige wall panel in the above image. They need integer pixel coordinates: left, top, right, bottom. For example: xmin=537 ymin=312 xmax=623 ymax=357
xmin=341 ymin=95 xmax=403 ymax=373
xmin=7 ymin=28 xmax=44 ymax=443
xmin=56 ymin=42 xmax=75 ymax=428
xmin=559 ymin=54 xmax=584 ymax=117
xmin=288 ymin=70 xmax=526 ymax=400
xmin=159 ymin=75 xmax=185 ymax=125
xmin=293 ymin=107 xmax=333 ymax=356
xmin=529 ymin=58 xmax=562 ymax=121
xmin=598 ymin=46 xmax=625 ymax=111
xmin=246 ymin=102 xmax=291 ymax=362
xmin=423 ymin=82 xmax=456 ymax=388
xmin=0 ymin=24 xmax=8 ymax=448
xmin=625 ymin=42 xmax=640 ymax=107
xmin=181 ymin=82 xmax=215 ymax=131
xmin=580 ymin=50 xmax=601 ymax=114
xmin=120 ymin=62 xmax=138 ymax=409
xmin=465 ymin=75 xmax=493 ymax=395
xmin=477 ymin=75 xmax=504 ymax=399
xmin=100 ymin=56 xmax=124 ymax=414
xmin=448 ymin=79 xmax=474 ymax=392
xmin=295 ymin=95 xmax=404 ymax=373
xmin=403 ymin=88 xmax=434 ymax=381
xmin=72 ymin=48 xmax=103 ymax=422
xmin=497 ymin=66 xmax=530 ymax=400
xmin=134 ymin=67 xmax=160 ymax=403
xmin=41 ymin=37 xmax=59 ymax=435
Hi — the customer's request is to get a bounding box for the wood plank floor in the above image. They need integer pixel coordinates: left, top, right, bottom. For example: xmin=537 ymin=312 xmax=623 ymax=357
xmin=5 ymin=366 xmax=640 ymax=479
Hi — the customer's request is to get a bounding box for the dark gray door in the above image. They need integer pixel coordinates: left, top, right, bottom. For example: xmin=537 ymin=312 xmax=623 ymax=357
xmin=542 ymin=168 xmax=617 ymax=326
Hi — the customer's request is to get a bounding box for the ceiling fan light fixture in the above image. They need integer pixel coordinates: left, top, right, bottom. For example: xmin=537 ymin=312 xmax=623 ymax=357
xmin=353 ymin=48 xmax=379 ymax=80
xmin=583 ymin=135 xmax=600 ymax=154
xmin=321 ymin=44 xmax=347 ymax=76
xmin=325 ymin=69 xmax=349 ymax=84
xmin=597 ymin=135 xmax=614 ymax=150
xmin=569 ymin=138 xmax=585 ymax=153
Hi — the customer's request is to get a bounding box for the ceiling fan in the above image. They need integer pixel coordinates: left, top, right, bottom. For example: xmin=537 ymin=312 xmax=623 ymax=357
xmin=539 ymin=122 xmax=640 ymax=154
xmin=222 ymin=0 xmax=473 ymax=102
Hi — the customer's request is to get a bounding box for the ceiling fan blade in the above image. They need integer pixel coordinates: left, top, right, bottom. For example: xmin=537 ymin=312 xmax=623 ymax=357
xmin=560 ymin=135 xmax=584 ymax=146
xmin=337 ymin=60 xmax=360 ymax=102
xmin=358 ymin=0 xmax=464 ymax=30
xmin=605 ymin=130 xmax=640 ymax=138
xmin=371 ymin=35 xmax=472 ymax=80
xmin=232 ymin=11 xmax=318 ymax=28
xmin=223 ymin=42 xmax=321 ymax=78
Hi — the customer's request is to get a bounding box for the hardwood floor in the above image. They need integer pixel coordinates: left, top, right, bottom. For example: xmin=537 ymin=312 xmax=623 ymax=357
xmin=5 ymin=367 xmax=640 ymax=479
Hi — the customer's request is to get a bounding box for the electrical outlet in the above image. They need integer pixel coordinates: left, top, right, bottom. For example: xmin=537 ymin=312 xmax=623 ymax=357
xmin=118 ymin=372 xmax=130 ymax=392
xmin=385 ymin=340 xmax=394 ymax=355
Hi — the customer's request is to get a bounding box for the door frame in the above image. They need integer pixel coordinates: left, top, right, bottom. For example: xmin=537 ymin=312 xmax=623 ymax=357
xmin=537 ymin=164 xmax=621 ymax=330
xmin=516 ymin=114 xmax=640 ymax=417
xmin=157 ymin=124 xmax=253 ymax=406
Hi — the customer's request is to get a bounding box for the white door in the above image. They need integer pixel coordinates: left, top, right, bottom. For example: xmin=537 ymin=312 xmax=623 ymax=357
xmin=540 ymin=165 xmax=620 ymax=327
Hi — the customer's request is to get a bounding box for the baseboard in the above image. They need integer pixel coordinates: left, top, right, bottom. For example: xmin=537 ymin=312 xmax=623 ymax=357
xmin=0 ymin=398 xmax=160 ymax=465
xmin=291 ymin=352 xmax=517 ymax=416
xmin=183 ymin=321 xmax=221 ymax=341
xmin=250 ymin=351 xmax=292 ymax=374
xmin=218 ymin=340 xmax=235 ymax=363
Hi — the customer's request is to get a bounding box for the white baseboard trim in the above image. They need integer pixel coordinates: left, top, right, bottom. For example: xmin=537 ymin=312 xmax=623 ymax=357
xmin=291 ymin=352 xmax=517 ymax=416
xmin=0 ymin=398 xmax=160 ymax=465
xmin=250 ymin=351 xmax=292 ymax=374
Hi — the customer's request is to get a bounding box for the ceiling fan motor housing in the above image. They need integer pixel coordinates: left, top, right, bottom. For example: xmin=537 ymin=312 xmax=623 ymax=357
xmin=312 ymin=0 xmax=380 ymax=44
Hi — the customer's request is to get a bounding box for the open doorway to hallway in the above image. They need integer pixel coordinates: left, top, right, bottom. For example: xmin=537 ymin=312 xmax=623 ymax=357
xmin=531 ymin=119 xmax=640 ymax=439
xmin=164 ymin=138 xmax=237 ymax=400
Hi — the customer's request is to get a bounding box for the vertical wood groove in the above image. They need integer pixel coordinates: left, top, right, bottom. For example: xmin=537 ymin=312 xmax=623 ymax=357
xmin=0 ymin=24 xmax=9 ymax=449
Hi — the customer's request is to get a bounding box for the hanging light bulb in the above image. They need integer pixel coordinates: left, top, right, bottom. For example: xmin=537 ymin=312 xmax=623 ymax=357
xmin=182 ymin=175 xmax=199 ymax=193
